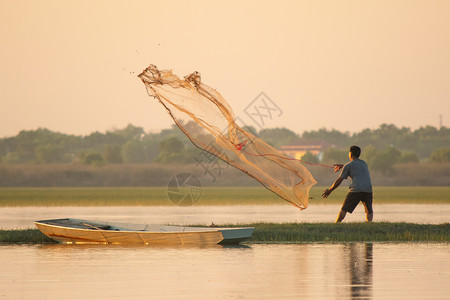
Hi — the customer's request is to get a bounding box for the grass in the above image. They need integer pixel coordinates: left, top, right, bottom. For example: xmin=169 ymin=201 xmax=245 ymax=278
xmin=0 ymin=229 xmax=56 ymax=244
xmin=1 ymin=222 xmax=448 ymax=244
xmin=0 ymin=186 xmax=449 ymax=206
xmin=245 ymin=222 xmax=450 ymax=243
xmin=0 ymin=187 xmax=169 ymax=206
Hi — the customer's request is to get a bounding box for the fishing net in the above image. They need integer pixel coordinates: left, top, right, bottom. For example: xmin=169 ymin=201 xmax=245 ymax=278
xmin=138 ymin=65 xmax=317 ymax=210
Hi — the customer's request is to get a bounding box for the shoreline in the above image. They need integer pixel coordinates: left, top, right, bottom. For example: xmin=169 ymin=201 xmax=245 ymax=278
xmin=1 ymin=222 xmax=448 ymax=244
xmin=2 ymin=204 xmax=449 ymax=230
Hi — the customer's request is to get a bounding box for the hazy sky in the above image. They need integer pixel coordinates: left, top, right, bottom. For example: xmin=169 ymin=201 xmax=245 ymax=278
xmin=1 ymin=0 xmax=449 ymax=138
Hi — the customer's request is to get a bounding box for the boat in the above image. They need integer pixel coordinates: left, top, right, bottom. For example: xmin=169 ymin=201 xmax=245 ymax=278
xmin=35 ymin=218 xmax=254 ymax=246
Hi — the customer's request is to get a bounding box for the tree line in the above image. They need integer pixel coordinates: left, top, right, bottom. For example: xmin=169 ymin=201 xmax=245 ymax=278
xmin=0 ymin=123 xmax=449 ymax=171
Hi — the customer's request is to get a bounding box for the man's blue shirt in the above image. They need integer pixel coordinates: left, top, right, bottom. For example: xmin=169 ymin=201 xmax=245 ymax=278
xmin=339 ymin=158 xmax=372 ymax=193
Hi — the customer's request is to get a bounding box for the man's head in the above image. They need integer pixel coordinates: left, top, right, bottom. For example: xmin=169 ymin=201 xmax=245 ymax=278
xmin=349 ymin=145 xmax=361 ymax=160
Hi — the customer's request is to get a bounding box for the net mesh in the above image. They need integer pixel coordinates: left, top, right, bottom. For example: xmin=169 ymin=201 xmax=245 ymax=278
xmin=138 ymin=65 xmax=316 ymax=210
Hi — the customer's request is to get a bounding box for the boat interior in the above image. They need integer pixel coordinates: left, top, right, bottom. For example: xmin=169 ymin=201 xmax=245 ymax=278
xmin=37 ymin=218 xmax=222 ymax=232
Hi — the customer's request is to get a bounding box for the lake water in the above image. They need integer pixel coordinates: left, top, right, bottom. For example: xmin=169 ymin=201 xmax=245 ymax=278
xmin=1 ymin=204 xmax=449 ymax=229
xmin=2 ymin=205 xmax=449 ymax=299
xmin=1 ymin=243 xmax=449 ymax=299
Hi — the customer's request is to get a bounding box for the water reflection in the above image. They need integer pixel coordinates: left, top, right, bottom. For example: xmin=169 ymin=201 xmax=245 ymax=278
xmin=347 ymin=243 xmax=373 ymax=299
xmin=1 ymin=243 xmax=449 ymax=299
xmin=36 ymin=243 xmax=251 ymax=251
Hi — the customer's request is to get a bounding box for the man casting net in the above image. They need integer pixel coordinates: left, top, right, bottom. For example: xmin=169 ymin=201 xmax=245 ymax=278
xmin=138 ymin=65 xmax=316 ymax=210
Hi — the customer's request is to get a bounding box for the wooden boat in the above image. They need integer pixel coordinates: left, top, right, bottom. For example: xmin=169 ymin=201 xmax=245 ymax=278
xmin=35 ymin=218 xmax=254 ymax=246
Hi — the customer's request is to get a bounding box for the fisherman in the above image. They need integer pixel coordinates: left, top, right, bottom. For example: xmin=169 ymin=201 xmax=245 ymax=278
xmin=322 ymin=145 xmax=373 ymax=223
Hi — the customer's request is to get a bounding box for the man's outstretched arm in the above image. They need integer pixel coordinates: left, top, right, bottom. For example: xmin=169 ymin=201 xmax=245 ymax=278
xmin=322 ymin=177 xmax=344 ymax=198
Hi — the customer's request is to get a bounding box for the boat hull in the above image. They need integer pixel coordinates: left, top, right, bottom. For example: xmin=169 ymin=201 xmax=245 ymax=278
xmin=35 ymin=218 xmax=254 ymax=246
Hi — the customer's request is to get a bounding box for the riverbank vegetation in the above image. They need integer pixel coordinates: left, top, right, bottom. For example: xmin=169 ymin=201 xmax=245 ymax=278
xmin=2 ymin=124 xmax=449 ymax=164
xmin=1 ymin=123 xmax=449 ymax=187
xmin=1 ymin=162 xmax=450 ymax=187
xmin=1 ymin=186 xmax=449 ymax=206
xmin=247 ymin=222 xmax=449 ymax=243
xmin=1 ymin=222 xmax=448 ymax=244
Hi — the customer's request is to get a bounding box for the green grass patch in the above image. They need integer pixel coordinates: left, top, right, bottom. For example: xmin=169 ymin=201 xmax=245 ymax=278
xmin=0 ymin=187 xmax=169 ymax=206
xmin=0 ymin=229 xmax=56 ymax=244
xmin=0 ymin=186 xmax=449 ymax=206
xmin=244 ymin=222 xmax=450 ymax=243
xmin=1 ymin=222 xmax=448 ymax=244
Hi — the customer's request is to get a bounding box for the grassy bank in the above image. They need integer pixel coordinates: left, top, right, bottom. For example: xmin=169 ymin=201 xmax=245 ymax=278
xmin=1 ymin=223 xmax=448 ymax=244
xmin=247 ymin=222 xmax=449 ymax=243
xmin=1 ymin=186 xmax=450 ymax=206
xmin=0 ymin=229 xmax=56 ymax=244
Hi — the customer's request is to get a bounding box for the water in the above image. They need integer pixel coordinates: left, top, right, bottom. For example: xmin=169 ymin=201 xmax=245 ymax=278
xmin=1 ymin=204 xmax=449 ymax=229
xmin=2 ymin=204 xmax=448 ymax=299
xmin=0 ymin=243 xmax=448 ymax=299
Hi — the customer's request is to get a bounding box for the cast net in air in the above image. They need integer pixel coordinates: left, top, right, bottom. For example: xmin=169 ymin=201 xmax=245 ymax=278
xmin=138 ymin=65 xmax=317 ymax=210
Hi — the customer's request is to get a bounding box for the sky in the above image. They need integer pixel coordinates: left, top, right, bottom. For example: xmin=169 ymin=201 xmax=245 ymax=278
xmin=1 ymin=0 xmax=449 ymax=138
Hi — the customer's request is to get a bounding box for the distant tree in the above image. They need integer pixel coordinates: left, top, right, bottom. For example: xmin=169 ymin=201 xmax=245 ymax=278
xmin=122 ymin=141 xmax=145 ymax=163
xmin=104 ymin=144 xmax=123 ymax=164
xmin=258 ymin=127 xmax=299 ymax=148
xmin=1 ymin=123 xmax=448 ymax=166
xmin=370 ymin=146 xmax=401 ymax=175
xmin=0 ymin=137 xmax=16 ymax=160
xmin=1 ymin=152 xmax=21 ymax=164
xmin=411 ymin=126 xmax=450 ymax=158
xmin=385 ymin=145 xmax=402 ymax=162
xmin=183 ymin=121 xmax=205 ymax=136
xmin=361 ymin=145 xmax=377 ymax=166
xmin=398 ymin=152 xmax=420 ymax=164
xmin=159 ymin=137 xmax=184 ymax=153
xmin=415 ymin=125 xmax=439 ymax=138
xmin=82 ymin=153 xmax=104 ymax=166
xmin=322 ymin=148 xmax=348 ymax=164
xmin=352 ymin=128 xmax=374 ymax=148
xmin=35 ymin=145 xmax=65 ymax=163
xmin=300 ymin=152 xmax=320 ymax=164
xmin=15 ymin=130 xmax=39 ymax=162
xmin=430 ymin=148 xmax=450 ymax=163
xmin=157 ymin=125 xmax=186 ymax=141
xmin=242 ymin=125 xmax=258 ymax=136
xmin=302 ymin=128 xmax=350 ymax=148
xmin=352 ymin=124 xmax=418 ymax=154
xmin=371 ymin=153 xmax=393 ymax=175
xmin=111 ymin=124 xmax=145 ymax=141
xmin=140 ymin=136 xmax=162 ymax=163
xmin=155 ymin=137 xmax=185 ymax=164
xmin=83 ymin=131 xmax=110 ymax=150
xmin=7 ymin=128 xmax=80 ymax=163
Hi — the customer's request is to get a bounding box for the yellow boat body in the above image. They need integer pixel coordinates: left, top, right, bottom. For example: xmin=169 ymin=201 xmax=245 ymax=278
xmin=35 ymin=218 xmax=254 ymax=246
